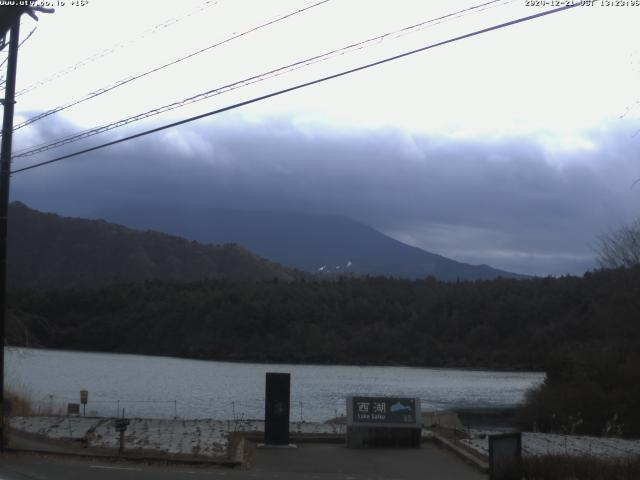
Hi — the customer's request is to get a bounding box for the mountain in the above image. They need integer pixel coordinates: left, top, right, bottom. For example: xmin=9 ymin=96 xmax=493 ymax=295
xmin=98 ymin=205 xmax=526 ymax=281
xmin=7 ymin=202 xmax=301 ymax=290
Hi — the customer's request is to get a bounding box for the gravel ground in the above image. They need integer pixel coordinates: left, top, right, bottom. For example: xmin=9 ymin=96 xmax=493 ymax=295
xmin=8 ymin=416 xmax=347 ymax=459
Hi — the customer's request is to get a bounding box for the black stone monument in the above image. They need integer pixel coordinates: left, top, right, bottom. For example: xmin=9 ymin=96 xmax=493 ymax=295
xmin=264 ymin=372 xmax=291 ymax=446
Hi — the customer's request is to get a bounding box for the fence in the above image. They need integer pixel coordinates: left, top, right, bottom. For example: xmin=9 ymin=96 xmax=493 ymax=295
xmin=24 ymin=393 xmax=347 ymax=422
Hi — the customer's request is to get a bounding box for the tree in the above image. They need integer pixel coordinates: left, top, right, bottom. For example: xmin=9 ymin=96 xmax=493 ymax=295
xmin=596 ymin=218 xmax=640 ymax=268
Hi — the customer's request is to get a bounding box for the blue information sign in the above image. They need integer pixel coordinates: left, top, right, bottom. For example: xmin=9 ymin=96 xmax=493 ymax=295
xmin=351 ymin=396 xmax=417 ymax=425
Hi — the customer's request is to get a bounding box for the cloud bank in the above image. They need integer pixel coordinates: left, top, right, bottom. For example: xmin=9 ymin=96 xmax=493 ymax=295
xmin=10 ymin=114 xmax=640 ymax=276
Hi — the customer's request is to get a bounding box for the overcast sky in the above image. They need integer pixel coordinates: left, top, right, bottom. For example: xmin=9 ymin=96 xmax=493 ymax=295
xmin=4 ymin=0 xmax=640 ymax=276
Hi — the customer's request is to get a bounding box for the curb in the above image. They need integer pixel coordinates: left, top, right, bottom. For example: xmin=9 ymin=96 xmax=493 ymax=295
xmin=4 ymin=446 xmax=238 ymax=467
xmin=240 ymin=432 xmax=345 ymax=444
xmin=230 ymin=437 xmax=246 ymax=465
xmin=431 ymin=432 xmax=489 ymax=473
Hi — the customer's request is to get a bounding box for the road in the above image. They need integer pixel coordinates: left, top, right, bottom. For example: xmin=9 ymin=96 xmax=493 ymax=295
xmin=0 ymin=443 xmax=487 ymax=480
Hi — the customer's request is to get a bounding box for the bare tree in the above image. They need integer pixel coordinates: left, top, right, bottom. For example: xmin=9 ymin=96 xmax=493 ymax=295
xmin=597 ymin=218 xmax=640 ymax=268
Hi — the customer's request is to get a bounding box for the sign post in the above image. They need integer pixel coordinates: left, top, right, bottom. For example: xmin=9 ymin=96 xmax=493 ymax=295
xmin=114 ymin=409 xmax=130 ymax=456
xmin=80 ymin=390 xmax=88 ymax=417
xmin=67 ymin=403 xmax=80 ymax=416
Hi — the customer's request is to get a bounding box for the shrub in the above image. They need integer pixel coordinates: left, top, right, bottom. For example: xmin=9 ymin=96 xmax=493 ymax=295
xmin=4 ymin=390 xmax=34 ymax=417
xmin=520 ymin=455 xmax=640 ymax=480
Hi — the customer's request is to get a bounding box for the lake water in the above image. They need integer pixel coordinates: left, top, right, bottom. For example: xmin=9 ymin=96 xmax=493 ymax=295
xmin=6 ymin=347 xmax=544 ymax=422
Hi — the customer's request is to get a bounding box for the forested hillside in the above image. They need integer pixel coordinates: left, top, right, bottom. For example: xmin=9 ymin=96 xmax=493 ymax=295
xmin=7 ymin=202 xmax=302 ymax=289
xmin=8 ymin=267 xmax=640 ymax=436
xmin=7 ymin=267 xmax=638 ymax=368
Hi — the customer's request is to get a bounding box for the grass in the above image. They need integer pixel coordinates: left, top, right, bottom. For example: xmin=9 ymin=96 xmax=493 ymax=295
xmin=519 ymin=454 xmax=640 ymax=480
xmin=4 ymin=389 xmax=63 ymax=417
xmin=5 ymin=389 xmax=35 ymax=417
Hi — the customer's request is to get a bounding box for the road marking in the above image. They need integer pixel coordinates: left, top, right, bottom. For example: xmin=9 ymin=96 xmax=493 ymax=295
xmin=90 ymin=465 xmax=142 ymax=471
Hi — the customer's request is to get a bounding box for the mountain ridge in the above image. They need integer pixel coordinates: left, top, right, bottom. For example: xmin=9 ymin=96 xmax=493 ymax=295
xmin=98 ymin=205 xmax=527 ymax=281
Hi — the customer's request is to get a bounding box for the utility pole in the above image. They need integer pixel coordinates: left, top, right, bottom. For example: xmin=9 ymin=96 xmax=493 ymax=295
xmin=0 ymin=3 xmax=53 ymax=452
xmin=0 ymin=13 xmax=21 ymax=453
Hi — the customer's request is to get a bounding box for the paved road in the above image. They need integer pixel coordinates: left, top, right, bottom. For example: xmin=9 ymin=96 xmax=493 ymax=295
xmin=249 ymin=442 xmax=487 ymax=479
xmin=0 ymin=443 xmax=487 ymax=480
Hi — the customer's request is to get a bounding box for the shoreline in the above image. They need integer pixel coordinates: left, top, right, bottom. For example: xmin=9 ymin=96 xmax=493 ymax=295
xmin=5 ymin=345 xmax=547 ymax=374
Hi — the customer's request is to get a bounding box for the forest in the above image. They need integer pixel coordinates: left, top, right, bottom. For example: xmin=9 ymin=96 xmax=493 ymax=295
xmin=7 ymin=266 xmax=640 ymax=436
xmin=7 ymin=201 xmax=303 ymax=290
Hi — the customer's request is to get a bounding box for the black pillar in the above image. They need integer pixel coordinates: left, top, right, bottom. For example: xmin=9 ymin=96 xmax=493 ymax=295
xmin=264 ymin=372 xmax=290 ymax=445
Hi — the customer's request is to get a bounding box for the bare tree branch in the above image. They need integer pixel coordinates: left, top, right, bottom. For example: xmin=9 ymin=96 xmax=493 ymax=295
xmin=597 ymin=218 xmax=640 ymax=268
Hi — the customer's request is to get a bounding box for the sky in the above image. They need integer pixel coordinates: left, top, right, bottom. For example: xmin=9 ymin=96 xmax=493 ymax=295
xmin=3 ymin=0 xmax=640 ymax=276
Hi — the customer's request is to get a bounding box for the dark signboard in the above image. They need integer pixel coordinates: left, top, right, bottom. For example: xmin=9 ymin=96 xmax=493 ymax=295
xmin=489 ymin=432 xmax=522 ymax=480
xmin=80 ymin=390 xmax=88 ymax=404
xmin=67 ymin=403 xmax=80 ymax=415
xmin=264 ymin=372 xmax=290 ymax=445
xmin=350 ymin=396 xmax=418 ymax=425
xmin=115 ymin=418 xmax=130 ymax=432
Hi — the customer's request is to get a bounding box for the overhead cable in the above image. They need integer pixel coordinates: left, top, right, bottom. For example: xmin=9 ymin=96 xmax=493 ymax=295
xmin=11 ymin=4 xmax=580 ymax=175
xmin=12 ymin=0 xmax=513 ymax=159
xmin=7 ymin=0 xmax=331 ymax=134
xmin=13 ymin=0 xmax=222 ymax=98
xmin=0 ymin=24 xmax=36 ymax=86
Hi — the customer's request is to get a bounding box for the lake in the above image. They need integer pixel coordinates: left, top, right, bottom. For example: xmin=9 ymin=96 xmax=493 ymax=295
xmin=6 ymin=347 xmax=544 ymax=422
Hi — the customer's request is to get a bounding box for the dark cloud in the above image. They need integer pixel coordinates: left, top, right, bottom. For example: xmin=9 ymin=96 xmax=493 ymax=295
xmin=10 ymin=114 xmax=640 ymax=276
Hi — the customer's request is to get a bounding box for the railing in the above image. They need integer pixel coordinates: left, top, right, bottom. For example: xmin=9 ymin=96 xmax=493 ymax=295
xmin=25 ymin=394 xmax=347 ymax=423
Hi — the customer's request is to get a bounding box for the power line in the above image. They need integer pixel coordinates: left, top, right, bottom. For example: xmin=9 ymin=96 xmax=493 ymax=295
xmin=13 ymin=0 xmax=222 ymax=98
xmin=1 ymin=27 xmax=35 ymax=69
xmin=0 ymin=24 xmax=36 ymax=85
xmin=11 ymin=0 xmax=513 ymax=159
xmin=11 ymin=3 xmax=579 ymax=175
xmin=17 ymin=24 xmax=36 ymax=48
xmin=6 ymin=0 xmax=331 ymax=135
